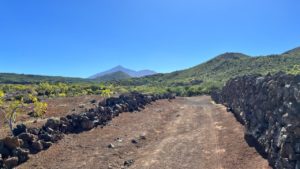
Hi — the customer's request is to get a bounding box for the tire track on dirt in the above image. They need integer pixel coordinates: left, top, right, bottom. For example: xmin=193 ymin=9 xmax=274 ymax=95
xmin=204 ymin=105 xmax=224 ymax=169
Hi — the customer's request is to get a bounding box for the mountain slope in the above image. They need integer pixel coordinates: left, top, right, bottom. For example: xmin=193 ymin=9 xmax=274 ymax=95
xmin=283 ymin=46 xmax=300 ymax=55
xmin=89 ymin=65 xmax=156 ymax=79
xmin=120 ymin=47 xmax=300 ymax=92
xmin=0 ymin=73 xmax=92 ymax=84
xmin=94 ymin=71 xmax=131 ymax=81
xmin=1 ymin=46 xmax=299 ymax=89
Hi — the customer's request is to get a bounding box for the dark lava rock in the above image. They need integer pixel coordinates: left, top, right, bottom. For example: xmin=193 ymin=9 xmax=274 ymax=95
xmin=40 ymin=141 xmax=52 ymax=150
xmin=3 ymin=157 xmax=19 ymax=169
xmin=39 ymin=133 xmax=53 ymax=142
xmin=13 ymin=124 xmax=27 ymax=136
xmin=124 ymin=159 xmax=135 ymax=167
xmin=131 ymin=139 xmax=138 ymax=144
xmin=81 ymin=119 xmax=94 ymax=130
xmin=0 ymin=141 xmax=10 ymax=158
xmin=12 ymin=147 xmax=29 ymax=163
xmin=3 ymin=137 xmax=21 ymax=149
xmin=18 ymin=133 xmax=34 ymax=142
xmin=32 ymin=140 xmax=43 ymax=152
xmin=0 ymin=154 xmax=3 ymax=168
xmin=27 ymin=127 xmax=40 ymax=135
xmin=45 ymin=118 xmax=61 ymax=130
xmin=211 ymin=73 xmax=300 ymax=169
xmin=107 ymin=143 xmax=115 ymax=149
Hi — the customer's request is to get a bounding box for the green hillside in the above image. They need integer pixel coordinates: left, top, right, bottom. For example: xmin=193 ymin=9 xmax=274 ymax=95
xmin=0 ymin=71 xmax=132 ymax=84
xmin=1 ymin=47 xmax=299 ymax=96
xmin=164 ymin=51 xmax=300 ymax=86
xmin=120 ymin=47 xmax=300 ymax=95
xmin=0 ymin=73 xmax=93 ymax=84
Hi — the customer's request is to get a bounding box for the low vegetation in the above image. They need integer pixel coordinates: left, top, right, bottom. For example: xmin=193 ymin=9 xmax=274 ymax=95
xmin=0 ymin=90 xmax=48 ymax=134
xmin=118 ymin=47 xmax=300 ymax=95
xmin=0 ymin=73 xmax=93 ymax=84
xmin=0 ymin=82 xmax=115 ymax=135
xmin=0 ymin=82 xmax=114 ymax=99
xmin=0 ymin=47 xmax=300 ymax=99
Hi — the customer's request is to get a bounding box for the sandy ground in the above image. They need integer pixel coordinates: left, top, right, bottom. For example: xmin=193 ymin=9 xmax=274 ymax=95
xmin=17 ymin=96 xmax=270 ymax=169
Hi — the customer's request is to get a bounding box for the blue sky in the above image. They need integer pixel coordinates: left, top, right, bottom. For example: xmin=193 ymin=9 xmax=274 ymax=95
xmin=0 ymin=0 xmax=300 ymax=78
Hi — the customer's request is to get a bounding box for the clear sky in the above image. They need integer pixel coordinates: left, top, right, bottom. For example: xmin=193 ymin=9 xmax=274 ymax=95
xmin=0 ymin=0 xmax=300 ymax=78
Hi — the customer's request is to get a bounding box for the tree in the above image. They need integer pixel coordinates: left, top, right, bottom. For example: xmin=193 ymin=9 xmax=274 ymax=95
xmin=0 ymin=92 xmax=48 ymax=135
xmin=0 ymin=95 xmax=26 ymax=134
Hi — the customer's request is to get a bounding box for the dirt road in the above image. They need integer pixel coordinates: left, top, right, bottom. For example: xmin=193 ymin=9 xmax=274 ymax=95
xmin=18 ymin=96 xmax=270 ymax=169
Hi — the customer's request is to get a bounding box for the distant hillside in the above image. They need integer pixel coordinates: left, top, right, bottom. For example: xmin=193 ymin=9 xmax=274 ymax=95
xmin=94 ymin=71 xmax=131 ymax=81
xmin=1 ymin=47 xmax=299 ymax=89
xmin=120 ymin=46 xmax=300 ymax=93
xmin=283 ymin=46 xmax=300 ymax=55
xmin=0 ymin=73 xmax=92 ymax=84
xmin=0 ymin=66 xmax=155 ymax=84
xmin=89 ymin=65 xmax=156 ymax=79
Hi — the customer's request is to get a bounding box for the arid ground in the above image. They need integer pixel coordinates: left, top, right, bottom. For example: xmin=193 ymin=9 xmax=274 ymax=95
xmin=0 ymin=95 xmax=103 ymax=138
xmin=17 ymin=96 xmax=270 ymax=169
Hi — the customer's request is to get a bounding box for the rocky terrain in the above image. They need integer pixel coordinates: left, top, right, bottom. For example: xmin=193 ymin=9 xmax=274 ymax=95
xmin=17 ymin=96 xmax=269 ymax=169
xmin=0 ymin=92 xmax=175 ymax=168
xmin=2 ymin=71 xmax=300 ymax=169
xmin=212 ymin=72 xmax=300 ymax=169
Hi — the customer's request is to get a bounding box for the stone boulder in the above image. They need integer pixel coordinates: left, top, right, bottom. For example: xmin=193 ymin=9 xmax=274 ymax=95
xmin=18 ymin=133 xmax=34 ymax=143
xmin=0 ymin=154 xmax=3 ymax=168
xmin=12 ymin=147 xmax=29 ymax=163
xmin=81 ymin=118 xmax=94 ymax=130
xmin=3 ymin=157 xmax=18 ymax=169
xmin=45 ymin=118 xmax=61 ymax=131
xmin=3 ymin=137 xmax=21 ymax=149
xmin=0 ymin=141 xmax=10 ymax=158
xmin=13 ymin=124 xmax=27 ymax=136
xmin=40 ymin=141 xmax=52 ymax=150
xmin=32 ymin=140 xmax=44 ymax=152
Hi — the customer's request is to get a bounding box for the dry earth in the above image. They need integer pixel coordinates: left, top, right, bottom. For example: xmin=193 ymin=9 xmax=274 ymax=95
xmin=0 ymin=95 xmax=103 ymax=138
xmin=17 ymin=96 xmax=271 ymax=169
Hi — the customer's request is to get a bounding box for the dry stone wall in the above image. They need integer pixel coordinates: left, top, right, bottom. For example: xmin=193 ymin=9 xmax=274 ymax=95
xmin=212 ymin=73 xmax=300 ymax=169
xmin=0 ymin=92 xmax=175 ymax=169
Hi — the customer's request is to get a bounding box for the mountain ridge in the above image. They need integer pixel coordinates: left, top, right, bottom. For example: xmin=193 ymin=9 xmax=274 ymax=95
xmin=0 ymin=46 xmax=299 ymax=85
xmin=118 ymin=46 xmax=300 ymax=94
xmin=93 ymin=71 xmax=132 ymax=82
xmin=283 ymin=46 xmax=300 ymax=55
xmin=89 ymin=65 xmax=157 ymax=79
